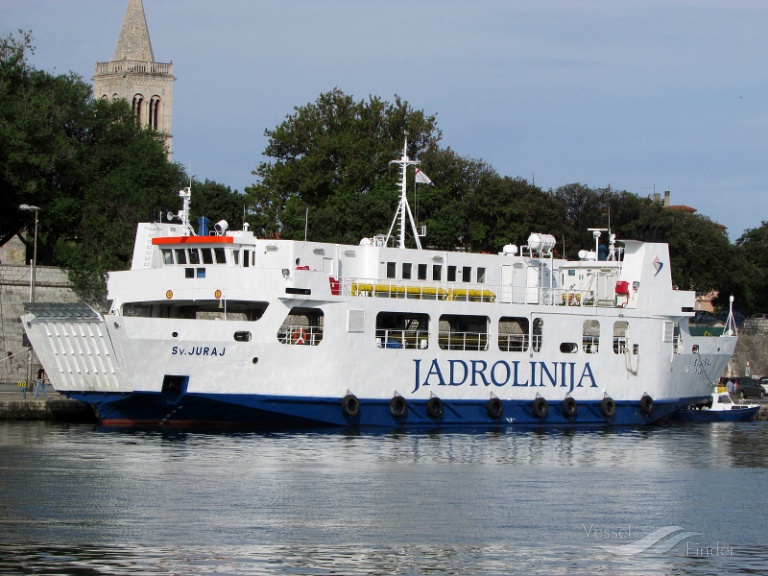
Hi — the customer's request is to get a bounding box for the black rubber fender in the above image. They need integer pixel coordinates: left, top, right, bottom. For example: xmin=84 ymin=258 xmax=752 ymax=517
xmin=426 ymin=397 xmax=444 ymax=419
xmin=639 ymin=394 xmax=654 ymax=416
xmin=600 ymin=397 xmax=616 ymax=418
xmin=487 ymin=397 xmax=503 ymax=419
xmin=562 ymin=397 xmax=577 ymax=419
xmin=390 ymin=396 xmax=407 ymax=418
xmin=532 ymin=397 xmax=548 ymax=419
xmin=342 ymin=394 xmax=359 ymax=418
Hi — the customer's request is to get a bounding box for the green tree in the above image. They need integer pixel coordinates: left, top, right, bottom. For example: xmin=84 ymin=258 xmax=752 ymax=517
xmin=188 ymin=178 xmax=246 ymax=232
xmin=54 ymin=98 xmax=184 ymax=304
xmin=730 ymin=222 xmax=768 ymax=314
xmin=1 ymin=32 xmax=91 ymax=259
xmin=245 ymin=88 xmax=441 ymax=244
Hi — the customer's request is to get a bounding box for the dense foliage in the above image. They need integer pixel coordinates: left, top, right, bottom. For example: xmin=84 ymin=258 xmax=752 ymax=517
xmin=1 ymin=32 xmax=763 ymax=314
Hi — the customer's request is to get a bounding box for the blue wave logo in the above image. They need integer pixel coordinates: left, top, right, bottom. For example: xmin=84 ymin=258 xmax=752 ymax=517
xmin=599 ymin=526 xmax=701 ymax=555
xmin=653 ymin=256 xmax=664 ymax=276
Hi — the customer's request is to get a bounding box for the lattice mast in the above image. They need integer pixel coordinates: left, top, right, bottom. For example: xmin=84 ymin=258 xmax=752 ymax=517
xmin=385 ymin=139 xmax=423 ymax=250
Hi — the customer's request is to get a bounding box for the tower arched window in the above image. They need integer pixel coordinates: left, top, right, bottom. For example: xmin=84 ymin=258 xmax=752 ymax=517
xmin=132 ymin=94 xmax=144 ymax=122
xmin=149 ymin=96 xmax=161 ymax=130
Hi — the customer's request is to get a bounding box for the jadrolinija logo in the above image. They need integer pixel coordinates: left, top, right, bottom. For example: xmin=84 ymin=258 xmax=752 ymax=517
xmin=590 ymin=525 xmax=702 ymax=555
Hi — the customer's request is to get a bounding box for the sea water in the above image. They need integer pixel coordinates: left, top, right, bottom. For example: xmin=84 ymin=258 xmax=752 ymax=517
xmin=0 ymin=421 xmax=767 ymax=575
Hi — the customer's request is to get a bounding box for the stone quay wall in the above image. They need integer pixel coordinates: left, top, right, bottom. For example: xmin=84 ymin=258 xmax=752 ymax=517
xmin=731 ymin=319 xmax=768 ymax=379
xmin=0 ymin=265 xmax=80 ymax=384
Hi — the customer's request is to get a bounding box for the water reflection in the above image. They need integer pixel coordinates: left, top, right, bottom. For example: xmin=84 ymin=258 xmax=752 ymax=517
xmin=1 ymin=421 xmax=767 ymax=575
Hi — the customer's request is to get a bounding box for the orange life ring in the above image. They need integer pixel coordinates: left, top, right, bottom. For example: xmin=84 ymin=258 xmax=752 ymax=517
xmin=293 ymin=328 xmax=307 ymax=345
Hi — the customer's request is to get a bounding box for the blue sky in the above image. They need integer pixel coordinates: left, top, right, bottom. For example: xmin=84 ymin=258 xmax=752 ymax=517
xmin=3 ymin=0 xmax=766 ymax=240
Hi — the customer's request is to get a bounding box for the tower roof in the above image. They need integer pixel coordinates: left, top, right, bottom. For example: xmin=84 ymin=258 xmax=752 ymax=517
xmin=113 ymin=0 xmax=155 ymax=61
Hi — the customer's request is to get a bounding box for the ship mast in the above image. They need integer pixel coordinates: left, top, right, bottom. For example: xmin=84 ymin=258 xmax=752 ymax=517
xmin=385 ymin=138 xmax=423 ymax=249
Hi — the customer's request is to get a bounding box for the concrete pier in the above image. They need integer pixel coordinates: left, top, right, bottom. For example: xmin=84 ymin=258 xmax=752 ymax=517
xmin=0 ymin=383 xmax=96 ymax=422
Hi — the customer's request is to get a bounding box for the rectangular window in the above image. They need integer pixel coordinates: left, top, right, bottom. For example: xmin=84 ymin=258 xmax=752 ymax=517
xmin=462 ymin=266 xmax=471 ymax=283
xmin=161 ymin=249 xmax=173 ymax=265
xmin=233 ymin=250 xmax=239 ymax=266
xmin=201 ymin=248 xmax=214 ymax=265
xmin=387 ymin=262 xmax=396 ymax=279
xmin=214 ymin=247 xmax=226 ymax=264
xmin=418 ymin=264 xmax=427 ymax=280
xmin=439 ymin=314 xmax=488 ymax=351
xmin=244 ymin=250 xmax=250 ymax=268
xmin=174 ymin=249 xmax=187 ymax=265
xmin=498 ymin=316 xmax=529 ymax=352
xmin=583 ymin=320 xmax=600 ymax=353
xmin=402 ymin=263 xmax=412 ymax=280
xmin=376 ymin=311 xmax=429 ymax=349
xmin=448 ymin=266 xmax=457 ymax=282
xmin=188 ymin=249 xmax=200 ymax=264
xmin=477 ymin=267 xmax=487 ymax=283
xmin=432 ymin=265 xmax=442 ymax=281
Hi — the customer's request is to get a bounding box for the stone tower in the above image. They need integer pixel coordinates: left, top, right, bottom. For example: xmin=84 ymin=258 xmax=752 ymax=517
xmin=93 ymin=0 xmax=174 ymax=157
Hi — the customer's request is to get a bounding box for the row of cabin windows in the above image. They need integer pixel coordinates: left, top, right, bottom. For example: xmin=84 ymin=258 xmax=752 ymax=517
xmin=374 ymin=313 xmax=630 ymax=353
xmin=161 ymin=248 xmax=256 ymax=268
xmin=121 ymin=300 xmax=631 ymax=354
xmin=387 ymin=262 xmax=487 ymax=283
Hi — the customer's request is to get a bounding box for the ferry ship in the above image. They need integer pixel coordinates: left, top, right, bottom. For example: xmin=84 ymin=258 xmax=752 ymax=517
xmin=21 ymin=143 xmax=737 ymax=428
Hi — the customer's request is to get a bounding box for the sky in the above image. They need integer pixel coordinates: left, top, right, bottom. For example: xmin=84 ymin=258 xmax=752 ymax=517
xmin=3 ymin=0 xmax=767 ymax=241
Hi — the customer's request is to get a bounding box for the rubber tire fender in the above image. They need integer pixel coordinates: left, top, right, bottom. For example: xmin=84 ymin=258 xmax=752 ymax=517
xmin=639 ymin=394 xmax=654 ymax=416
xmin=487 ymin=397 xmax=503 ymax=419
xmin=342 ymin=394 xmax=359 ymax=418
xmin=600 ymin=397 xmax=616 ymax=418
xmin=532 ymin=397 xmax=548 ymax=419
xmin=562 ymin=397 xmax=577 ymax=419
xmin=390 ymin=396 xmax=407 ymax=418
xmin=426 ymin=397 xmax=444 ymax=419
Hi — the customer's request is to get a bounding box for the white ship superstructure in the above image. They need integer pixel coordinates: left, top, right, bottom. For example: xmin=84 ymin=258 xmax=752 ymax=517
xmin=21 ymin=144 xmax=737 ymax=428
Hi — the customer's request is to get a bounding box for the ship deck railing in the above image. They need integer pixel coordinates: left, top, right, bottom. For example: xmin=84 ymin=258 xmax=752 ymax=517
xmin=277 ymin=324 xmax=323 ymax=346
xmin=438 ymin=331 xmax=489 ymax=351
xmin=376 ymin=329 xmax=429 ymax=349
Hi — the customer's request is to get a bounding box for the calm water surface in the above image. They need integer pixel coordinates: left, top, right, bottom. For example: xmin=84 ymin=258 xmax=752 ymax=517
xmin=1 ymin=421 xmax=767 ymax=575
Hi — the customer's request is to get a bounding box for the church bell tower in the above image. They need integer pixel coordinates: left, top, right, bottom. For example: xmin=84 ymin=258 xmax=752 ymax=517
xmin=93 ymin=0 xmax=175 ymax=158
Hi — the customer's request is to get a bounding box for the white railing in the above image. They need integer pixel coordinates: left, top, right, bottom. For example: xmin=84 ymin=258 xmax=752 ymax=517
xmin=375 ymin=329 xmax=429 ymax=349
xmin=438 ymin=331 xmax=489 ymax=351
xmin=278 ymin=325 xmax=323 ymax=346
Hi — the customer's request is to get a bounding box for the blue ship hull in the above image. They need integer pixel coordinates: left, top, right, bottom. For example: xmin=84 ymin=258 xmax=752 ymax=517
xmin=67 ymin=390 xmax=702 ymax=429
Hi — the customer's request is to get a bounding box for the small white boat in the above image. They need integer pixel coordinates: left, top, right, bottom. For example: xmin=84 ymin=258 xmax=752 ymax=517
xmin=672 ymin=389 xmax=760 ymax=422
